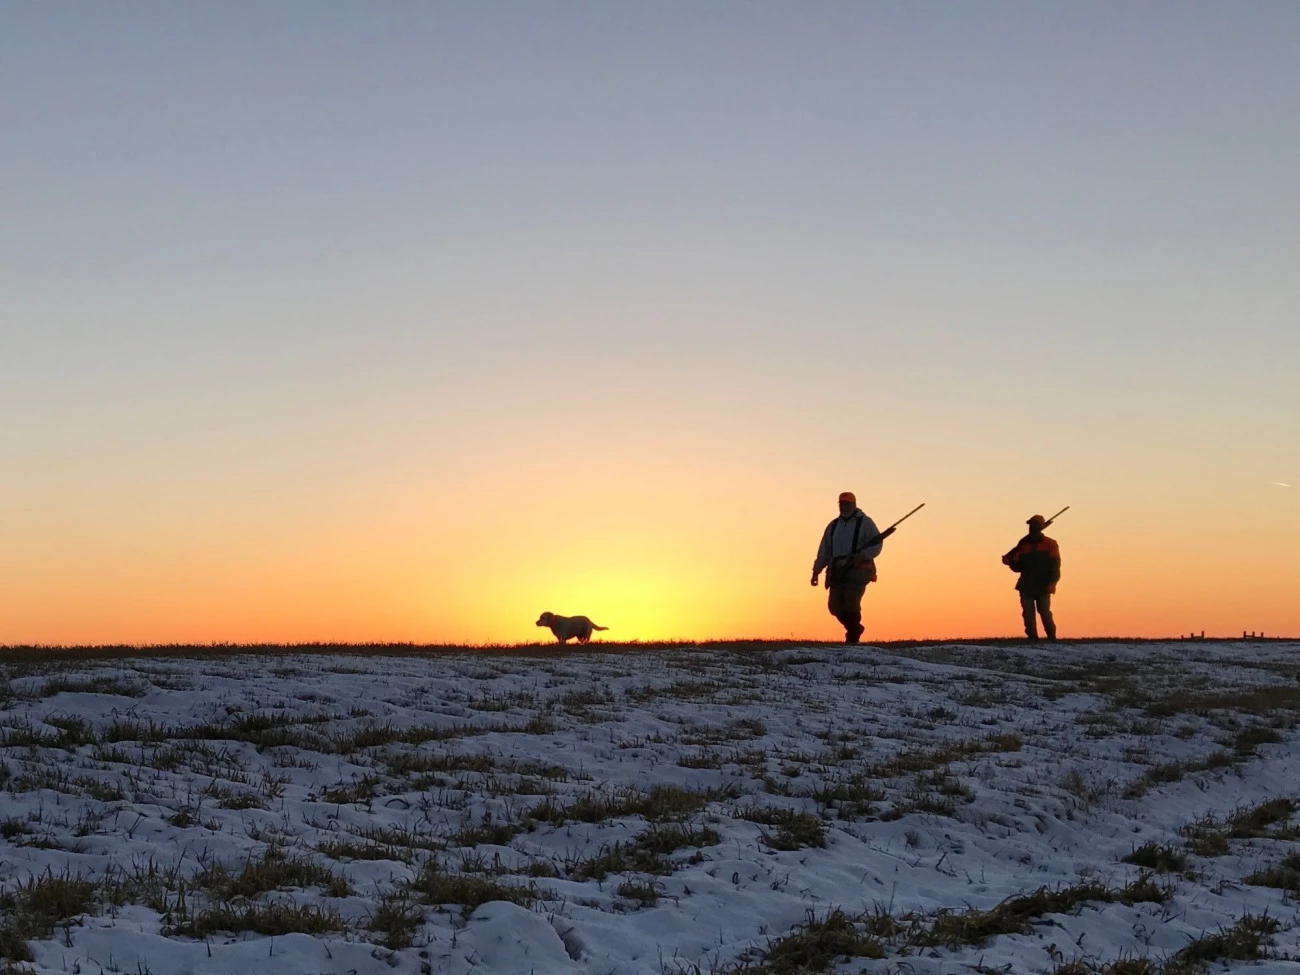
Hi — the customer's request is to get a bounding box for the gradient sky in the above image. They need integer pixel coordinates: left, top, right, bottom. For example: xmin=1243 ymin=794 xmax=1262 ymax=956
xmin=2 ymin=2 xmax=1297 ymax=644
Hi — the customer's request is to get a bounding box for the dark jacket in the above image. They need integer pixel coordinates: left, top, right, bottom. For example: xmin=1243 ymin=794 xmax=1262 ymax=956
xmin=1002 ymin=533 xmax=1061 ymax=595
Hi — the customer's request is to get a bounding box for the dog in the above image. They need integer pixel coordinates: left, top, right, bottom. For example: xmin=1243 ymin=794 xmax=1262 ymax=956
xmin=535 ymin=611 xmax=608 ymax=644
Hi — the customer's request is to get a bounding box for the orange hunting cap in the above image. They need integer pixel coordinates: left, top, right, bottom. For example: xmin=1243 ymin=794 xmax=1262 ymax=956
xmin=838 ymin=492 xmax=856 ymax=504
xmin=1027 ymin=514 xmax=1046 ymax=528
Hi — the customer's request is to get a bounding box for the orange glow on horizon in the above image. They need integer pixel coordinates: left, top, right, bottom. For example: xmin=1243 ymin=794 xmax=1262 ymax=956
xmin=4 ymin=462 xmax=1297 ymax=645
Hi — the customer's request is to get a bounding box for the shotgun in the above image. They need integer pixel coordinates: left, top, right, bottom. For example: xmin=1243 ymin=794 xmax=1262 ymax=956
xmin=828 ymin=503 xmax=927 ymax=567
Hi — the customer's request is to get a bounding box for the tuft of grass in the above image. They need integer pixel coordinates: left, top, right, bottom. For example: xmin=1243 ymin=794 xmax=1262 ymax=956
xmin=882 ymin=788 xmax=962 ymax=821
xmin=383 ymin=750 xmax=494 ymax=777
xmin=1231 ymin=724 xmax=1282 ymax=755
xmin=534 ymin=783 xmax=736 ymax=825
xmin=366 ymin=892 xmax=425 ymax=949
xmin=98 ymin=857 xmax=187 ymax=914
xmin=616 ymin=880 xmax=660 ymax=906
xmin=10 ymin=766 xmax=124 ymax=802
xmin=740 ymin=808 xmax=826 ymax=851
xmin=317 ymin=838 xmax=414 ymax=864
xmin=571 ymin=824 xmax=719 ymax=880
xmin=677 ymin=750 xmax=724 ymax=769
xmin=525 ymin=799 xmax=567 ymax=824
xmin=193 ymin=848 xmax=351 ymax=901
xmin=1245 ymin=852 xmax=1300 ymax=895
xmin=636 ymin=784 xmax=733 ymax=821
xmin=1122 ymin=842 xmax=1188 ymax=874
xmin=1164 ymin=913 xmax=1279 ymax=971
xmin=680 ymin=718 xmax=768 ymax=746
xmin=0 ymin=926 xmax=33 ymax=965
xmin=345 ymin=823 xmax=444 ymax=854
xmin=450 ymin=815 xmax=520 ymax=848
xmin=216 ymin=792 xmax=264 ymax=810
xmin=1183 ymin=825 xmax=1230 ymax=858
xmin=166 ymin=902 xmax=345 ymax=939
xmin=730 ymin=910 xmax=885 ymax=973
xmin=811 ymin=776 xmax=884 ymax=819
xmin=317 ymin=774 xmax=381 ymax=805
xmin=1117 ymin=874 xmax=1170 ymax=905
xmin=0 ymin=870 xmax=98 ymax=962
xmin=1227 ymin=796 xmax=1296 ymax=835
xmin=1122 ymin=751 xmax=1236 ymax=799
xmin=872 ymin=733 xmax=1022 ymax=779
xmin=1181 ymin=797 xmax=1298 ymax=856
xmin=923 ymin=879 xmax=1166 ymax=950
xmin=926 ymin=883 xmax=1108 ymax=948
xmin=408 ymin=861 xmax=535 ymax=918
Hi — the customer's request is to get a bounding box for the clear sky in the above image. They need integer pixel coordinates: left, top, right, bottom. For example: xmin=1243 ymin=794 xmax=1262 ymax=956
xmin=3 ymin=2 xmax=1297 ymax=644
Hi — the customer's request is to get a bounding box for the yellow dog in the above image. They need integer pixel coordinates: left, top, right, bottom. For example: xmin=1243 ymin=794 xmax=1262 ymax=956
xmin=535 ymin=612 xmax=608 ymax=644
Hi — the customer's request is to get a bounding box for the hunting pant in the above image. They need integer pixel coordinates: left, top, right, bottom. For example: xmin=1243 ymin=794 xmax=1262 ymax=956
xmin=1020 ymin=591 xmax=1056 ymax=640
xmin=828 ymin=583 xmax=867 ymax=642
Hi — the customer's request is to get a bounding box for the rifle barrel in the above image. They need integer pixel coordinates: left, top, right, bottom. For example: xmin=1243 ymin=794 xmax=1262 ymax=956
xmin=852 ymin=503 xmax=926 ymax=550
xmin=884 ymin=502 xmax=926 ymax=532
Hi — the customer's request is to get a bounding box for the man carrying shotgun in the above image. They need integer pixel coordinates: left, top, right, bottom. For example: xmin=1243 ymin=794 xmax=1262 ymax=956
xmin=810 ymin=491 xmax=884 ymax=644
xmin=811 ymin=495 xmax=927 ymax=644
xmin=1002 ymin=511 xmax=1063 ymax=641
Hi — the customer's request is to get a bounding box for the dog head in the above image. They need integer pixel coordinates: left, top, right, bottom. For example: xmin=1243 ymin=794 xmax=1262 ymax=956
xmin=535 ymin=612 xmax=555 ymax=628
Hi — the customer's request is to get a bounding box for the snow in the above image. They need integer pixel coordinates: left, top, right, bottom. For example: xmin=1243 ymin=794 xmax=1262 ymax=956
xmin=2 ymin=641 xmax=1299 ymax=973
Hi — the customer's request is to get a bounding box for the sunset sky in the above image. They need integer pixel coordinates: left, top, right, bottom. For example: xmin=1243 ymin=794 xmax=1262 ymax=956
xmin=3 ymin=3 xmax=1297 ymax=645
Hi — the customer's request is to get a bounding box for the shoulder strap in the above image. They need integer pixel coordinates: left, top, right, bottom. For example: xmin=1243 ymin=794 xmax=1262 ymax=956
xmin=851 ymin=513 xmax=864 ymax=553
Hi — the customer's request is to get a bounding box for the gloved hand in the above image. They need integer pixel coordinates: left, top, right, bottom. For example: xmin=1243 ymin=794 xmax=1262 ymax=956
xmin=809 ymin=572 xmax=819 ymax=587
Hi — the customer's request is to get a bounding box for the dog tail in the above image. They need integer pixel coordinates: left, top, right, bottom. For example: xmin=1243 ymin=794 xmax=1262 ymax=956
xmin=591 ymin=624 xmax=609 ymax=631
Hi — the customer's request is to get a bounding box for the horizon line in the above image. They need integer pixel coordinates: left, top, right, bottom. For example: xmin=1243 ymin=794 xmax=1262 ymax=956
xmin=1 ymin=634 xmax=1295 ymax=659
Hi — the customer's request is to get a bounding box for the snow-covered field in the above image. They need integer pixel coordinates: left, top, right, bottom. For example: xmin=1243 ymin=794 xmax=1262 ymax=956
xmin=2 ymin=641 xmax=1300 ymax=974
